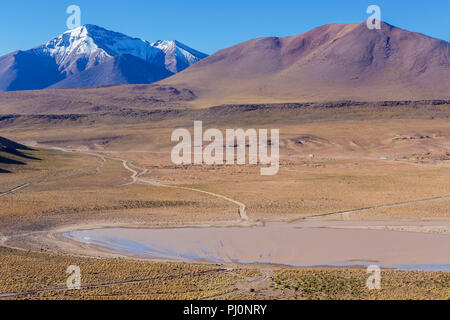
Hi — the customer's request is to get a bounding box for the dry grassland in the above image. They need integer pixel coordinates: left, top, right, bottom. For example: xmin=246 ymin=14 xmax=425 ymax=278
xmin=0 ymin=104 xmax=449 ymax=300
xmin=1 ymin=247 xmax=448 ymax=300
xmin=0 ymin=247 xmax=240 ymax=300
xmin=262 ymin=269 xmax=450 ymax=300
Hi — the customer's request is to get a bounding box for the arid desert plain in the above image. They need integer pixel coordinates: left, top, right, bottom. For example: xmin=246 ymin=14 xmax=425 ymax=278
xmin=0 ymin=96 xmax=449 ymax=299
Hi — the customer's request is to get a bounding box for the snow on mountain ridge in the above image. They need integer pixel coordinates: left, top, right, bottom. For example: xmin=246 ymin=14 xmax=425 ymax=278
xmin=34 ymin=24 xmax=206 ymax=75
xmin=0 ymin=24 xmax=208 ymax=91
xmin=152 ymin=40 xmax=208 ymax=72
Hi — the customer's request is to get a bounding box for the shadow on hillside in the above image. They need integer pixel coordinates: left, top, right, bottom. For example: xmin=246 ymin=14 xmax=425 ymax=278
xmin=0 ymin=136 xmax=40 ymax=173
xmin=0 ymin=137 xmax=34 ymax=150
xmin=1 ymin=147 xmax=40 ymax=160
xmin=0 ymin=155 xmax=26 ymax=165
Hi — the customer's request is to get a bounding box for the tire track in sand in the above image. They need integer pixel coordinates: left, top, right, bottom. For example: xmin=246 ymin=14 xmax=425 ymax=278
xmin=50 ymin=147 xmax=248 ymax=221
xmin=0 ymin=183 xmax=30 ymax=198
xmin=123 ymin=159 xmax=248 ymax=221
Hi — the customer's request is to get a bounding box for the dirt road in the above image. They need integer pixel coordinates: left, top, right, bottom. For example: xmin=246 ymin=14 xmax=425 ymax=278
xmin=0 ymin=183 xmax=30 ymax=198
xmin=49 ymin=147 xmax=249 ymax=221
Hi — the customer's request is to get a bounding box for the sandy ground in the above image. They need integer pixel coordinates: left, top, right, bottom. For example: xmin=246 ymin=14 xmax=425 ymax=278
xmin=1 ymin=107 xmax=450 ymax=300
xmin=1 ymin=144 xmax=449 ymax=270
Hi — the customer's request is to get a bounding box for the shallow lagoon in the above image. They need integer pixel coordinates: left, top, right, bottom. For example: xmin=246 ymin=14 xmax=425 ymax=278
xmin=61 ymin=222 xmax=450 ymax=271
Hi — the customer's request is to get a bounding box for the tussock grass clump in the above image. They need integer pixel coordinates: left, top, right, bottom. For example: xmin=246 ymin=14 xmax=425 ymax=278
xmin=0 ymin=247 xmax=239 ymax=300
xmin=271 ymin=269 xmax=450 ymax=300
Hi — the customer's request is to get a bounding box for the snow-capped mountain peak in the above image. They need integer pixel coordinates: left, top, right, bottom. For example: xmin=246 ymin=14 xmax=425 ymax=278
xmin=0 ymin=24 xmax=208 ymax=91
xmin=152 ymin=40 xmax=208 ymax=72
xmin=35 ymin=25 xmax=165 ymax=75
xmin=36 ymin=25 xmax=206 ymax=73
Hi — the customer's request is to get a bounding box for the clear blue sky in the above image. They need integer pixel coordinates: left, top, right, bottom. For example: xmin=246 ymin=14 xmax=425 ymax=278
xmin=0 ymin=0 xmax=448 ymax=56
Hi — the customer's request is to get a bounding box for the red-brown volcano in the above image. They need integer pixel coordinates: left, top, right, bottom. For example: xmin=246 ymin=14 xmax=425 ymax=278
xmin=161 ymin=21 xmax=449 ymax=105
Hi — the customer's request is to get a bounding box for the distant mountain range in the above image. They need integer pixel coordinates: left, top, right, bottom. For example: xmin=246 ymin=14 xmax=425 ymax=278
xmin=0 ymin=24 xmax=208 ymax=91
xmin=0 ymin=21 xmax=448 ymax=106
xmin=162 ymin=21 xmax=449 ymax=104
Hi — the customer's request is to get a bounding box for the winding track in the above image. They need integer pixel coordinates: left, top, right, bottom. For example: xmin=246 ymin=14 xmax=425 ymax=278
xmin=52 ymin=148 xmax=249 ymax=221
xmin=120 ymin=157 xmax=248 ymax=221
xmin=66 ymin=148 xmax=449 ymax=222
xmin=4 ymin=145 xmax=450 ymax=222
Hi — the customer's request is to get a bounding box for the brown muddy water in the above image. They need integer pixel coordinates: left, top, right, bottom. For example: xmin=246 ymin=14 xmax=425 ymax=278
xmin=60 ymin=222 xmax=450 ymax=270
